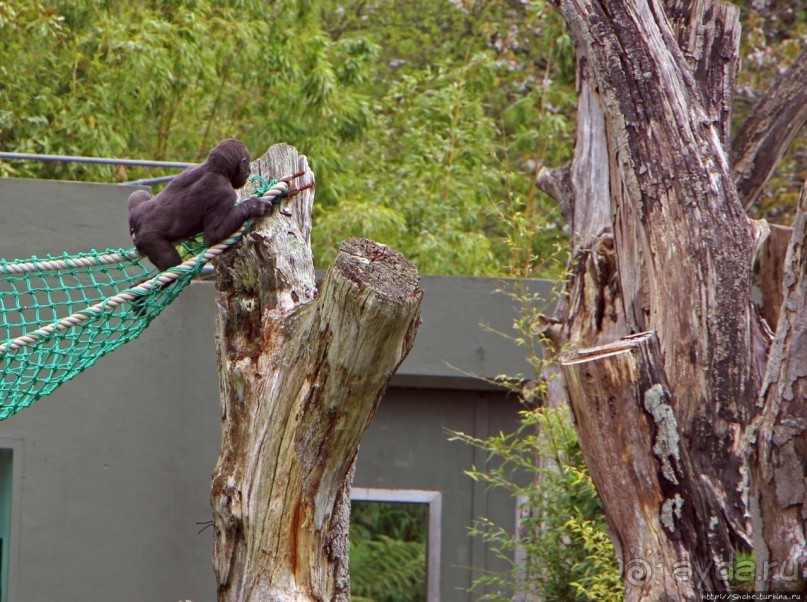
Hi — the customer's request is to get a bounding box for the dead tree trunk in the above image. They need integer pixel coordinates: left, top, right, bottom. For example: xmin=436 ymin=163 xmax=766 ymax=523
xmin=534 ymin=52 xmax=623 ymax=411
xmin=536 ymin=0 xmax=807 ymax=596
xmin=209 ymin=144 xmax=423 ymax=601
xmin=733 ymin=50 xmax=807 ymax=209
xmin=747 ymin=180 xmax=807 ymax=592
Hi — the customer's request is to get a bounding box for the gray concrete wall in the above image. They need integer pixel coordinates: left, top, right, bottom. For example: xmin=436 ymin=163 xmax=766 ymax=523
xmin=0 ymin=178 xmax=548 ymax=601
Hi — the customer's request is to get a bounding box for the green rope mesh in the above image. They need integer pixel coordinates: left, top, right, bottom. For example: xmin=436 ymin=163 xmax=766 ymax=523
xmin=0 ymin=176 xmax=295 ymax=420
xmin=0 ymin=233 xmax=244 ymax=420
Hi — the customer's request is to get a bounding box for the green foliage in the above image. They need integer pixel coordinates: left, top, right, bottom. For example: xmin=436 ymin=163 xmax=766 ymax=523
xmin=449 ymin=407 xmax=622 ymax=601
xmin=0 ymin=0 xmax=575 ymax=277
xmin=317 ymin=54 xmax=502 ymax=274
xmin=349 ymin=501 xmax=427 ymax=602
xmin=0 ymin=0 xmax=376 ymax=181
xmin=729 ymin=548 xmax=756 ymax=592
xmin=350 ymin=535 xmax=426 ymax=602
xmin=1 ymin=0 xmax=800 ymax=274
xmin=448 ymin=180 xmax=615 ymax=599
xmin=564 ymin=512 xmax=624 ymax=600
xmin=313 ymin=0 xmax=576 ymax=275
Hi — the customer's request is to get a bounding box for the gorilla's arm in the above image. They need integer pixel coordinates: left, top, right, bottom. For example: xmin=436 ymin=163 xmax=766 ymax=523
xmin=202 ymin=196 xmax=268 ymax=247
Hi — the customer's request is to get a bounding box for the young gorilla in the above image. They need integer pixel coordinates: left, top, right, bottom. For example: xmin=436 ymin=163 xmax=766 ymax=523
xmin=128 ymin=138 xmax=269 ymax=271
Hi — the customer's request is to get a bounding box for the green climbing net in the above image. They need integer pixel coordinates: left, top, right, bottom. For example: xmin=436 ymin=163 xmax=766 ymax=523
xmin=0 ymin=233 xmax=242 ymax=420
xmin=0 ymin=176 xmax=295 ymax=419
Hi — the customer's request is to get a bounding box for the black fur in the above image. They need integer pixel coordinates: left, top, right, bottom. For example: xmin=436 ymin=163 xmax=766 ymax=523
xmin=128 ymin=139 xmax=269 ymax=271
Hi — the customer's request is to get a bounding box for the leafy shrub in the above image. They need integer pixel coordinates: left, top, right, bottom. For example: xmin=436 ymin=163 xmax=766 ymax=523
xmin=451 ymin=405 xmax=622 ymax=601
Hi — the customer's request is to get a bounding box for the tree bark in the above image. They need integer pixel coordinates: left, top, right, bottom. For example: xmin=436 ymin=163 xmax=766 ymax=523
xmin=533 ymin=48 xmax=630 ymax=587
xmin=535 ymin=52 xmax=623 ymax=360
xmin=548 ymin=0 xmax=772 ymax=548
xmin=560 ymin=332 xmax=733 ymax=599
xmin=664 ymin=0 xmax=741 ymax=153
xmin=756 ymin=224 xmax=794 ymax=328
xmin=746 ymin=178 xmax=807 ymax=592
xmin=210 ymin=144 xmax=423 ymax=601
xmin=537 ymin=0 xmax=807 ymax=594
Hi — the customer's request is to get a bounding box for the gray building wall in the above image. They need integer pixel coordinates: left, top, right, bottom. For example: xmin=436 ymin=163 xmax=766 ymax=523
xmin=0 ymin=179 xmax=551 ymax=601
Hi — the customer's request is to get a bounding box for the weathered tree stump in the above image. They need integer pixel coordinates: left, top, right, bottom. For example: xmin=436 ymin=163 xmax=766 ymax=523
xmin=560 ymin=333 xmax=732 ymax=599
xmin=210 ymin=144 xmax=422 ymax=601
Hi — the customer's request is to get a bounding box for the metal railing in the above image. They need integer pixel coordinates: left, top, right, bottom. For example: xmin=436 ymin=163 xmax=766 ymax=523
xmin=0 ymin=151 xmax=195 ymax=186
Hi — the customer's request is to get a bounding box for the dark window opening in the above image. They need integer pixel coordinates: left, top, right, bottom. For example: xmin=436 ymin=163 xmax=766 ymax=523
xmin=0 ymin=448 xmax=12 ymax=602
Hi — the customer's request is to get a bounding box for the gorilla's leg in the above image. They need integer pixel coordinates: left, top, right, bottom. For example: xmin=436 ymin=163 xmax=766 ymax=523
xmin=135 ymin=234 xmax=183 ymax=272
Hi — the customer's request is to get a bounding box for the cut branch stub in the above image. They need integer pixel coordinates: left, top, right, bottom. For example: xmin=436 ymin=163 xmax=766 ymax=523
xmin=211 ymin=144 xmax=422 ymax=602
xmin=536 ymin=163 xmax=573 ymax=222
xmin=560 ymin=332 xmax=733 ymax=600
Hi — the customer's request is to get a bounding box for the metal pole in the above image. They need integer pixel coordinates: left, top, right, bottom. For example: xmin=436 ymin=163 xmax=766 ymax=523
xmin=0 ymin=151 xmax=196 ymax=169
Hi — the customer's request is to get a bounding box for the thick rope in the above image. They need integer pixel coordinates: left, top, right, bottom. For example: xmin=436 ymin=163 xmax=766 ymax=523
xmin=0 ymin=180 xmax=291 ymax=355
xmin=249 ymin=174 xmax=279 ymax=200
xmin=0 ymin=250 xmax=141 ymax=276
